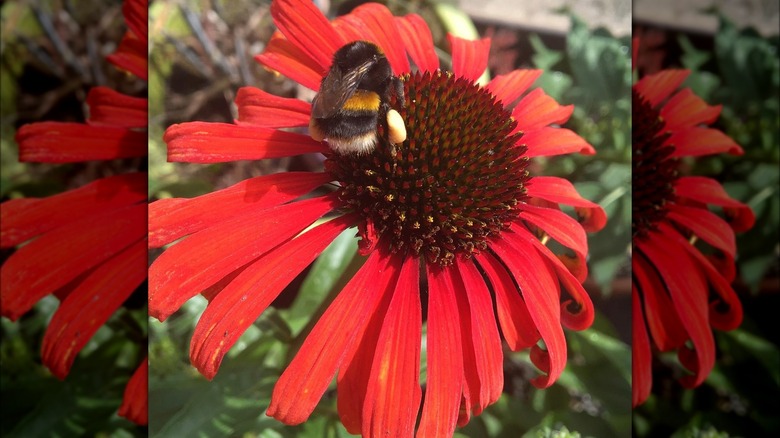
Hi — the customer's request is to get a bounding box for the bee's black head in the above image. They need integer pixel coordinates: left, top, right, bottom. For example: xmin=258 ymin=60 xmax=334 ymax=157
xmin=332 ymin=41 xmax=393 ymax=91
xmin=333 ymin=40 xmax=384 ymax=70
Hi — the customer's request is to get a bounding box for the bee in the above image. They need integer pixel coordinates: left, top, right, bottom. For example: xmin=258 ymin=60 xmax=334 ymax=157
xmin=309 ymin=40 xmax=406 ymax=155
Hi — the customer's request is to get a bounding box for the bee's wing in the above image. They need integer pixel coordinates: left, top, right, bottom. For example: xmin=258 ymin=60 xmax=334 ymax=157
xmin=311 ymin=60 xmax=375 ymax=119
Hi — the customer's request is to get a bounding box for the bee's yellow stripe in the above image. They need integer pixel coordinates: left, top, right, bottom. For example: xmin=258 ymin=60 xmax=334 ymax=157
xmin=343 ymin=90 xmax=381 ymax=112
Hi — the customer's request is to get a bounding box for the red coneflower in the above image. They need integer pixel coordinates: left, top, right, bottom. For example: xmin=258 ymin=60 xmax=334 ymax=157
xmin=631 ymin=68 xmax=755 ymax=407
xmin=149 ymin=0 xmax=606 ymax=435
xmin=0 ymin=0 xmax=149 ymax=426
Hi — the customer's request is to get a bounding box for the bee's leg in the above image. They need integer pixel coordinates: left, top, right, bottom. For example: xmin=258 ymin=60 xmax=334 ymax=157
xmin=392 ymin=76 xmax=405 ymax=108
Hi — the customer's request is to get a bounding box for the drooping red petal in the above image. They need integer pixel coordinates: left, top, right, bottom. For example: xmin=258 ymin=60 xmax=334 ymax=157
xmin=475 ymin=252 xmax=539 ymax=350
xmin=362 ymin=255 xmax=421 ymax=437
xmin=486 ymin=69 xmax=542 ymax=108
xmin=510 ymin=224 xmax=595 ymax=331
xmin=86 ymin=86 xmax=147 ymax=128
xmin=659 ymin=222 xmax=744 ymax=331
xmin=41 ymin=239 xmax=146 ymax=379
xmin=255 ymin=33 xmax=325 ymax=91
xmin=149 ymin=171 xmax=331 ymax=247
xmin=417 ymin=264 xmax=464 ymax=438
xmin=1 ymin=172 xmax=146 ymax=248
xmin=518 ymin=203 xmax=588 ymax=281
xmin=118 ymin=358 xmax=149 ymax=426
xmin=512 ymin=88 xmax=574 ymax=132
xmin=107 ymin=30 xmax=148 ymax=81
xmin=674 ymin=176 xmax=755 ymax=232
xmin=337 ymin=254 xmax=399 ymax=434
xmin=270 ymin=0 xmax=344 ymax=72
xmin=521 ymin=127 xmax=596 ymax=158
xmin=163 ymin=122 xmax=327 ymax=163
xmin=189 ymin=215 xmax=353 ymax=379
xmin=336 ymin=3 xmax=410 ymax=75
xmin=268 ymin=250 xmax=394 ymax=425
xmin=235 ymin=87 xmax=311 ymax=128
xmin=15 ymin=122 xmax=146 ymax=162
xmin=525 ymin=176 xmax=607 ymax=232
xmin=667 ymin=204 xmax=737 ymax=257
xmin=448 ymin=35 xmax=490 ymax=83
xmin=633 ymin=251 xmax=687 ymax=351
xmin=639 ymin=230 xmax=715 ymax=389
xmin=666 ymin=127 xmax=744 ymax=157
xmin=394 ymin=14 xmax=439 ymax=72
xmin=661 ymin=88 xmax=721 ymax=129
xmin=1 ymin=203 xmax=146 ymax=320
xmin=632 ymin=286 xmax=653 ymax=407
xmin=454 ymin=258 xmax=503 ymax=419
xmin=491 ymin=233 xmax=566 ymax=388
xmin=634 ymin=69 xmax=689 ymax=107
xmin=148 ymin=195 xmax=337 ymax=321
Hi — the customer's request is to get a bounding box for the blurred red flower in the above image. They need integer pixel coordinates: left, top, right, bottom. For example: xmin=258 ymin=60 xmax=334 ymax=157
xmin=632 ymin=69 xmax=755 ymax=407
xmin=0 ymin=0 xmax=149 ymax=426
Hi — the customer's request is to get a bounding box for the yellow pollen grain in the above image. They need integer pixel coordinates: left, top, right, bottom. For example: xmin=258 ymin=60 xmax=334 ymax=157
xmin=413 ymin=221 xmax=420 ymax=229
xmin=342 ymin=90 xmax=381 ymax=112
xmin=385 ymin=194 xmax=394 ymax=202
xmin=426 ymin=216 xmax=434 ymax=223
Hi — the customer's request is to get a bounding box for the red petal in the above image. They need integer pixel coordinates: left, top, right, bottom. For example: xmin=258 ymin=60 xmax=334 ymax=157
xmin=149 ymin=171 xmax=331 ymax=247
xmin=417 ymin=264 xmax=463 ymax=438
xmin=661 ymin=88 xmax=721 ymax=129
xmin=1 ymin=203 xmax=146 ymax=320
xmin=337 ymin=254 xmax=398 ymax=434
xmin=667 ymin=204 xmax=737 ymax=257
xmin=521 ymin=127 xmax=595 ymax=158
xmin=107 ymin=31 xmax=147 ymax=81
xmin=189 ymin=215 xmax=353 ymax=378
xmin=634 ymin=251 xmax=688 ymax=351
xmin=235 ymin=87 xmax=311 ymax=128
xmin=475 ymin=252 xmax=539 ymax=350
xmin=490 ymin=234 xmax=566 ymax=388
xmin=526 ymin=176 xmax=607 ymax=232
xmin=634 ymin=69 xmax=689 ymax=107
xmin=270 ymin=0 xmax=344 ymax=72
xmin=16 ymin=122 xmax=146 ymax=162
xmin=148 ymin=195 xmax=337 ymax=321
xmin=632 ymin=287 xmax=653 ymax=407
xmin=118 ymin=358 xmax=149 ymax=426
xmin=674 ymin=177 xmax=755 ymax=232
xmin=394 ymin=14 xmax=438 ymax=72
xmin=342 ymin=3 xmax=410 ymax=75
xmin=659 ymin=222 xmax=743 ymax=331
xmin=1 ymin=173 xmax=146 ymax=248
xmin=518 ymin=203 xmax=588 ymax=281
xmin=667 ymin=127 xmax=744 ymax=157
xmin=448 ymin=35 xmax=490 ymax=83
xmin=454 ymin=258 xmax=503 ymax=418
xmin=121 ymin=0 xmax=148 ymax=45
xmin=268 ymin=251 xmax=395 ymax=424
xmin=513 ymin=89 xmax=574 ymax=132
xmin=86 ymin=86 xmax=147 ymax=128
xmin=163 ymin=122 xmax=327 ymax=163
xmin=639 ymin=230 xmax=715 ymax=388
xmin=41 ymin=239 xmax=146 ymax=378
xmin=362 ymin=255 xmax=422 ymax=437
xmin=255 ymin=33 xmax=325 ymax=91
xmin=486 ymin=69 xmax=542 ymax=108
xmin=509 ymin=224 xmax=595 ymax=331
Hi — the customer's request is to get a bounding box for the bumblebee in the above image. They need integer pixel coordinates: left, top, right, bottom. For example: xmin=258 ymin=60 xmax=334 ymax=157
xmin=309 ymin=41 xmax=406 ymax=155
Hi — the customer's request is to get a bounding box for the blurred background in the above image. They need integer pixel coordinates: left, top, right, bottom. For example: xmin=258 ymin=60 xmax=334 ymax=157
xmin=148 ymin=0 xmax=632 ymax=437
xmin=633 ymin=0 xmax=780 ymax=436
